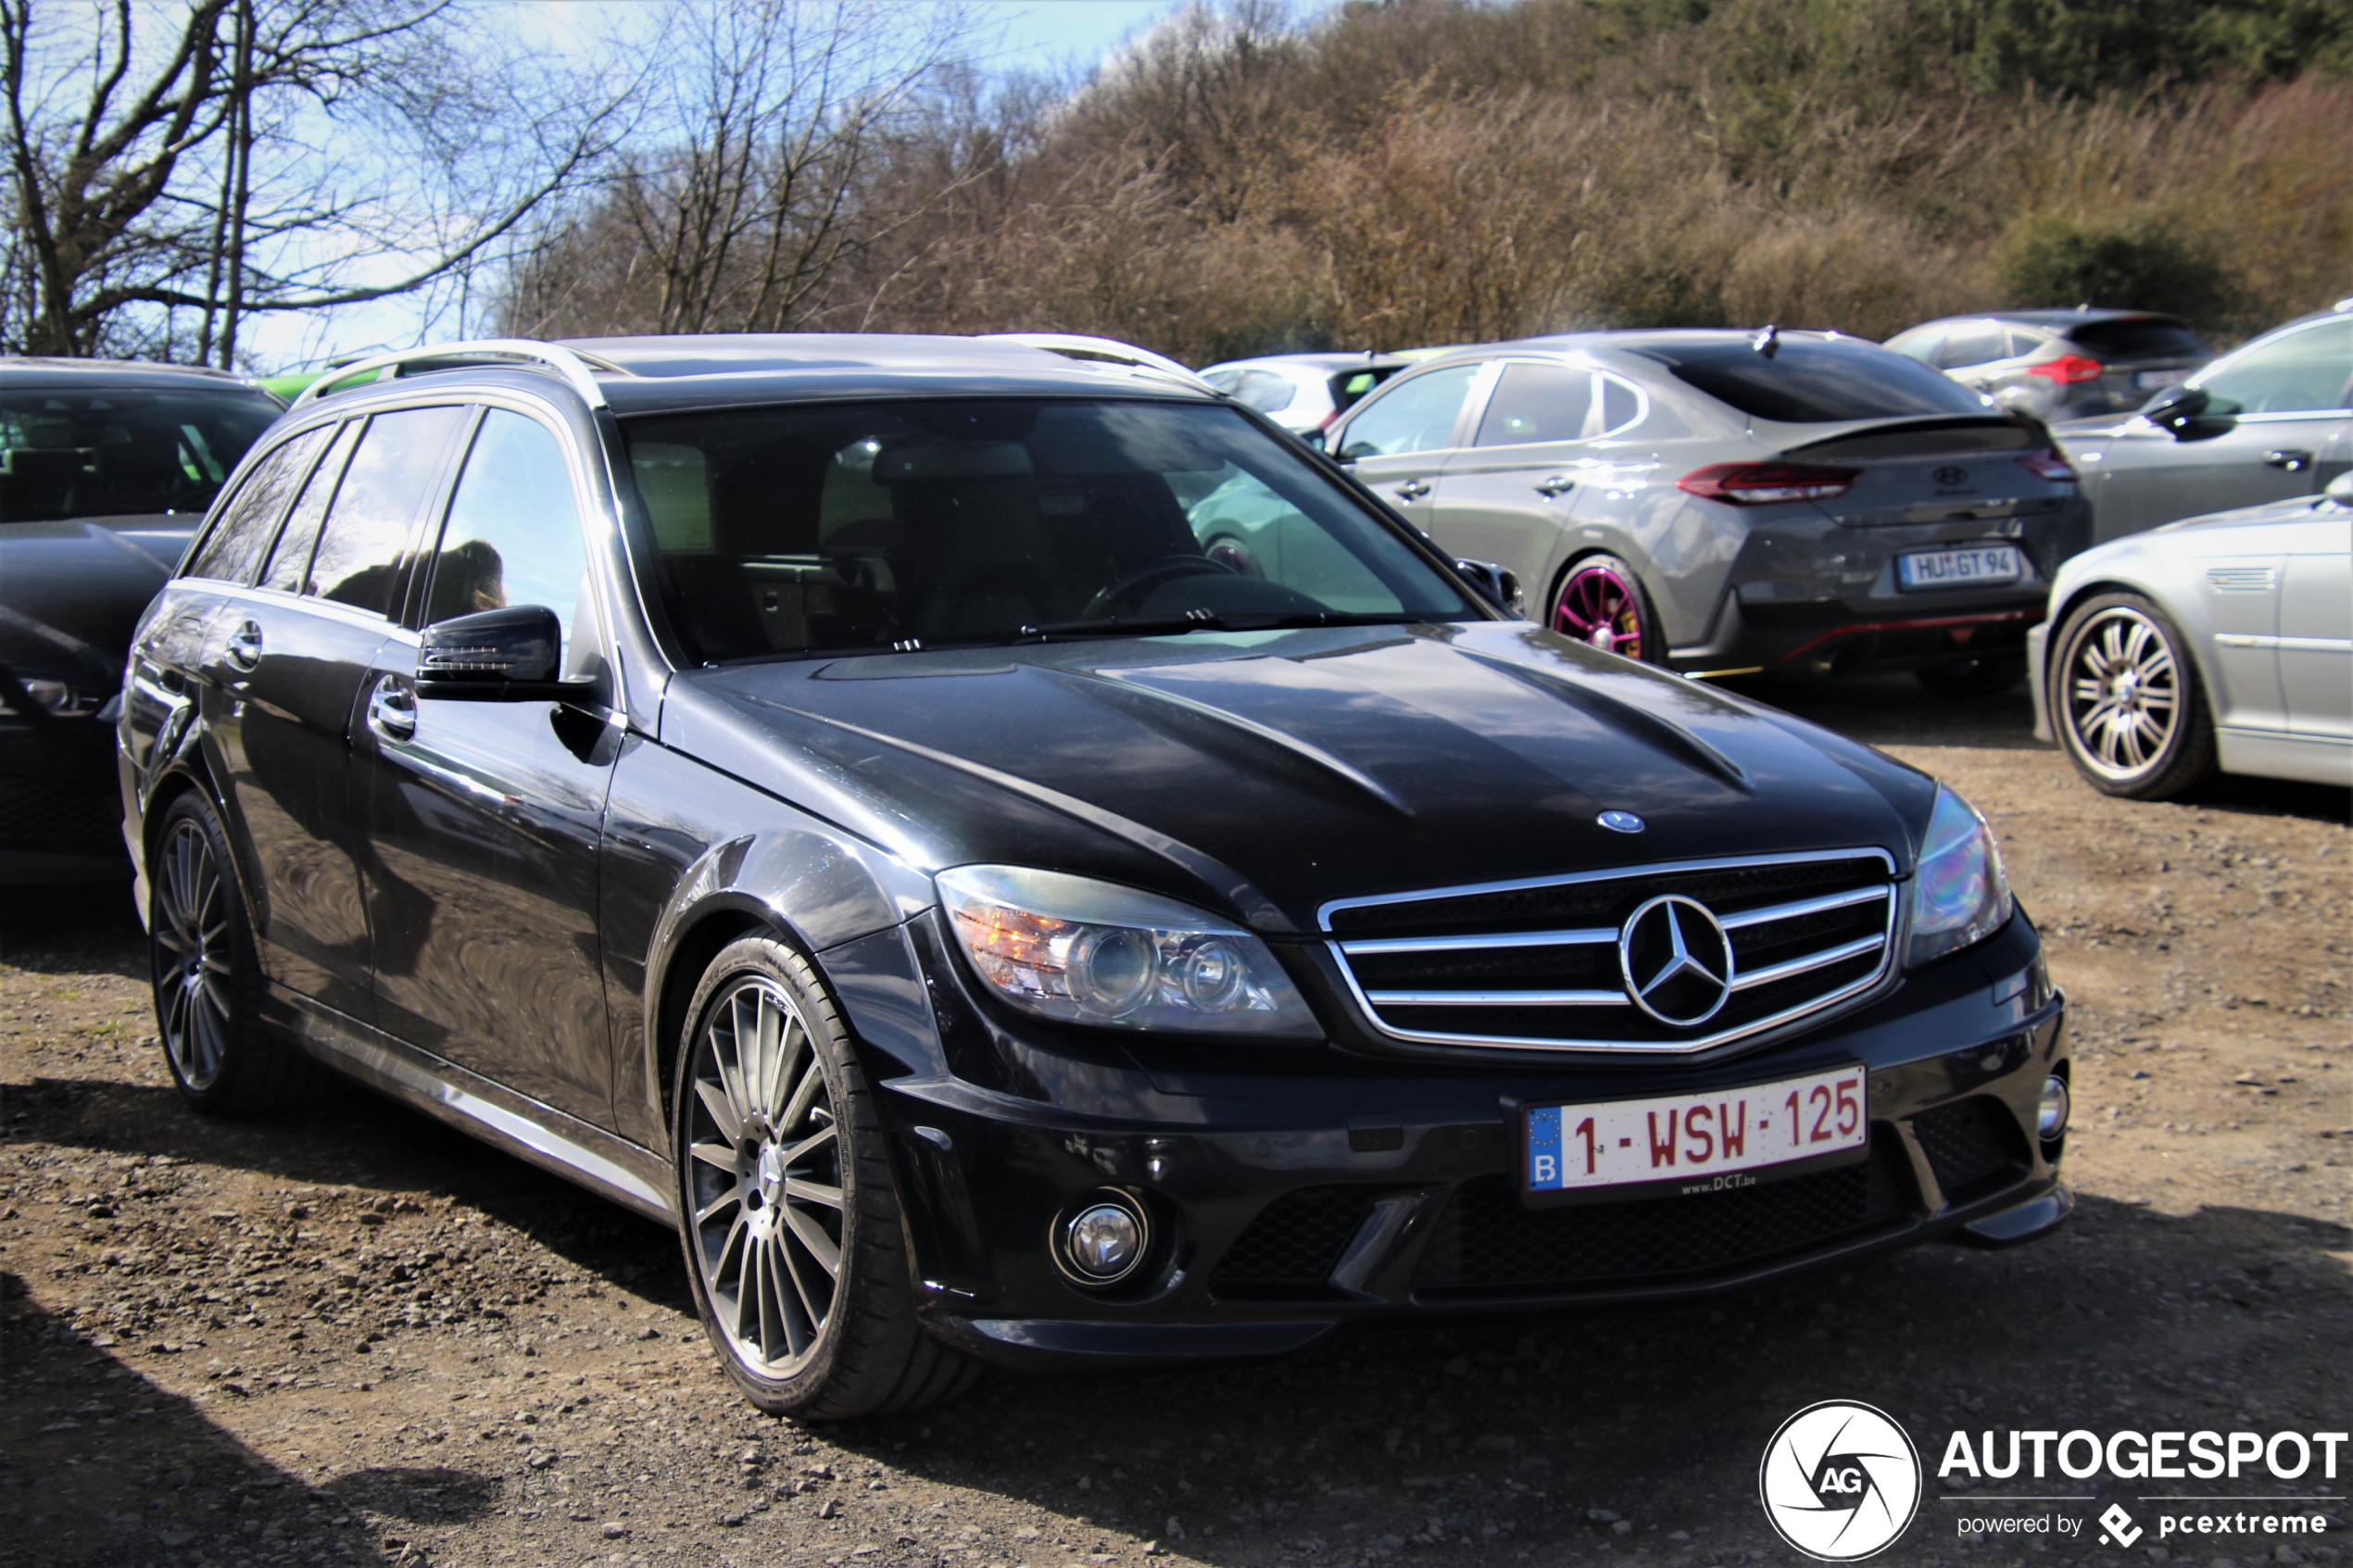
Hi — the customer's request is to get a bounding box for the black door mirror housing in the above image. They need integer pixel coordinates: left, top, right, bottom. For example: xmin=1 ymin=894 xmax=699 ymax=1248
xmin=2142 ymin=383 xmax=2211 ymax=437
xmin=1453 ymin=558 xmax=1525 ymax=618
xmin=417 ymin=606 xmax=586 ymax=700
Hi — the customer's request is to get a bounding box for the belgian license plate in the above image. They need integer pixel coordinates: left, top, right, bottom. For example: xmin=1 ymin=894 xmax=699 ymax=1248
xmin=1896 ymin=544 xmax=2022 ymax=591
xmin=2136 ymin=368 xmax=2193 ymax=389
xmin=1522 ymin=1064 xmax=1868 ymax=1203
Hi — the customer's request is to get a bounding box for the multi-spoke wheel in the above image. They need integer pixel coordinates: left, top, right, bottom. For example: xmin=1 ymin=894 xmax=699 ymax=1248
xmin=148 ymin=792 xmax=309 ymax=1111
xmin=2050 ymin=593 xmax=2215 ymax=799
xmin=673 ymin=936 xmax=978 ymax=1418
xmin=1551 ymin=554 xmax=1661 ymax=662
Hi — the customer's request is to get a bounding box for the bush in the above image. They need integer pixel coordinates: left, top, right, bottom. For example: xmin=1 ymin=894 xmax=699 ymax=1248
xmin=1996 ymin=213 xmax=2240 ymax=323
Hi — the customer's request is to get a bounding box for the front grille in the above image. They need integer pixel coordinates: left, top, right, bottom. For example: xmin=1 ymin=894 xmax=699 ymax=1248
xmin=0 ymin=773 xmax=121 ymax=848
xmin=1213 ymin=1187 xmax=1377 ymax=1288
xmin=1414 ymin=1133 xmax=1912 ymax=1296
xmin=1325 ymin=851 xmax=1898 ymax=1053
xmin=1909 ymin=1097 xmax=2027 ymax=1204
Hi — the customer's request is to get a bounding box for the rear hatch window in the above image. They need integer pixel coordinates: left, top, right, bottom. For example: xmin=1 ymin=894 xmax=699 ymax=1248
xmin=2066 ymin=320 xmax=2209 ymax=361
xmin=1640 ymin=340 xmax=1987 ymax=425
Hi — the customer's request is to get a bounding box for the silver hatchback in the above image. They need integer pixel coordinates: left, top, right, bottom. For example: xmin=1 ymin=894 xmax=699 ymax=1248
xmin=1320 ymin=330 xmax=2095 ymax=691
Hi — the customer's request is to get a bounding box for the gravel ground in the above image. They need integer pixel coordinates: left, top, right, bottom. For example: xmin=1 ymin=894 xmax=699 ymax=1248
xmin=3 ymin=674 xmax=2347 ymax=1568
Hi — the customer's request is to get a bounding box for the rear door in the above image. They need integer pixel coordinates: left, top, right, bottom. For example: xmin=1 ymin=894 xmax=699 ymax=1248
xmin=1328 ymin=362 xmax=1484 ymax=529
xmin=199 ymin=405 xmax=470 ymax=1020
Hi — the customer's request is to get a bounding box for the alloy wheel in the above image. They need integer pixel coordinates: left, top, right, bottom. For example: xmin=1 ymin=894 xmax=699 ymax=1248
xmin=2062 ymin=607 xmax=2181 ymax=778
xmin=684 ymin=976 xmax=846 ymax=1376
xmin=1553 ymin=560 xmax=1647 ymax=659
xmin=154 ymin=818 xmax=234 ymax=1091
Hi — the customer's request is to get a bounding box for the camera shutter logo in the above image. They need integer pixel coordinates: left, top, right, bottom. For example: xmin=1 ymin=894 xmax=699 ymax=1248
xmin=1758 ymin=1400 xmax=1922 ymax=1561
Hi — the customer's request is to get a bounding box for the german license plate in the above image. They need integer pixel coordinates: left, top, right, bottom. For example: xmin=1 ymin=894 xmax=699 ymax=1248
xmin=1896 ymin=544 xmax=2022 ymax=591
xmin=2136 ymin=369 xmax=2193 ymax=389
xmin=1522 ymin=1064 xmax=1868 ymax=1203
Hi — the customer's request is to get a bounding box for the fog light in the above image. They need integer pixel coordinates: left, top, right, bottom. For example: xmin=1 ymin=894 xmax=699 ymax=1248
xmin=2037 ymin=1075 xmax=2070 ymax=1141
xmin=1054 ymin=1193 xmax=1151 ymax=1286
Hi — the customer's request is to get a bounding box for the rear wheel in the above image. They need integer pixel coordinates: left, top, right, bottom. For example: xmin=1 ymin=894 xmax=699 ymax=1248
xmin=2049 ymin=592 xmax=2216 ymax=799
xmin=149 ymin=791 xmax=316 ymax=1112
xmin=1551 ymin=554 xmax=1663 ymax=662
xmin=673 ymin=935 xmax=977 ymax=1418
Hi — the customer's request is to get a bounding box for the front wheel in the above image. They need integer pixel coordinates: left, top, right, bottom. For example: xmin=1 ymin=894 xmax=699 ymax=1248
xmin=2049 ymin=592 xmax=2216 ymax=799
xmin=1551 ymin=553 xmax=1663 ymax=662
xmin=673 ymin=935 xmax=977 ymax=1418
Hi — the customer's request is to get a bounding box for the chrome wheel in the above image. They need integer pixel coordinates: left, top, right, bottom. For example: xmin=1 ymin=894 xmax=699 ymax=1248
xmin=685 ymin=976 xmax=844 ymax=1377
xmin=153 ymin=817 xmax=234 ymax=1091
xmin=2061 ymin=606 xmax=2181 ymax=778
xmin=1553 ymin=558 xmax=1649 ymax=659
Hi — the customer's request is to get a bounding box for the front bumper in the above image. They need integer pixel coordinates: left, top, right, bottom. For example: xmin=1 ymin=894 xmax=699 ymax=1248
xmin=832 ymin=906 xmax=2070 ymax=1371
xmin=0 ymin=715 xmax=130 ymax=883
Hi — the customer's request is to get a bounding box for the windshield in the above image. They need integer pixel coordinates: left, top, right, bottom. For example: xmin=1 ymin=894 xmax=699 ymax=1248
xmin=0 ymin=383 xmax=283 ymax=523
xmin=622 ymin=398 xmax=1474 ymax=663
xmin=1639 ymin=339 xmax=1989 ymax=424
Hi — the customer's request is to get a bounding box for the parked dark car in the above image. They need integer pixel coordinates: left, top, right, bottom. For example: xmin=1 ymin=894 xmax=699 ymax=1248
xmin=1 ymin=358 xmax=283 ymax=880
xmin=1317 ymin=329 xmax=2092 ymax=693
xmin=1883 ymin=308 xmax=2212 ymax=421
xmin=120 ymin=333 xmax=2070 ymax=1419
xmin=2054 ymin=298 xmax=2352 ymax=546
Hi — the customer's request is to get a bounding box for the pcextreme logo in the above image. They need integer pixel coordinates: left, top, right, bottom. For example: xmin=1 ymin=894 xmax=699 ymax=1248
xmin=1759 ymin=1400 xmax=1924 ymax=1562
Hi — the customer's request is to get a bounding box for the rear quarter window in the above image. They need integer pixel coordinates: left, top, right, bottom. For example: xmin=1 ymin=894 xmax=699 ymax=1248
xmin=1645 ymin=341 xmax=1990 ymax=425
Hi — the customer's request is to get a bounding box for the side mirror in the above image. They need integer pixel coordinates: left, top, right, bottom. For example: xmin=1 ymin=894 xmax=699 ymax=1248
xmin=2142 ymin=383 xmax=2210 ymax=437
xmin=2324 ymin=470 xmax=2353 ymax=508
xmin=1453 ymin=558 xmax=1525 ymax=619
xmin=417 ymin=605 xmax=584 ymax=700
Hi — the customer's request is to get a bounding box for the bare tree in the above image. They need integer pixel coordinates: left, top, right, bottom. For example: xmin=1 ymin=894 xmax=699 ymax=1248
xmin=502 ymin=0 xmax=981 ymax=341
xmin=0 ymin=0 xmax=630 ymax=360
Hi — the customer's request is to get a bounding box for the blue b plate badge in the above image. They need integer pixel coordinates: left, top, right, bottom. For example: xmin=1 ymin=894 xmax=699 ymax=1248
xmin=1522 ymin=1064 xmax=1869 ymax=1205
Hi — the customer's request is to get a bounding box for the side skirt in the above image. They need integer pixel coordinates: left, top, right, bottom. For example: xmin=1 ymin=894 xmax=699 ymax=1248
xmin=268 ymin=985 xmax=676 ymax=1227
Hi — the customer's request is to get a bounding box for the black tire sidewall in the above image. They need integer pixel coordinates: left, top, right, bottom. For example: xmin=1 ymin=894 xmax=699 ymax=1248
xmin=2050 ymin=592 xmax=2212 ymax=798
xmin=149 ymin=792 xmax=265 ymax=1111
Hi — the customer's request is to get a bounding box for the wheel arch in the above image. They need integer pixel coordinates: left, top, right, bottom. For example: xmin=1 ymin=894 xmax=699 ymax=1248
xmin=2043 ymin=575 xmax=2226 ymax=713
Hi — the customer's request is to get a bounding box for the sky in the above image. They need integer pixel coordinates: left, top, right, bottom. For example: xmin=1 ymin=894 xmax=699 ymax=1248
xmin=243 ymin=0 xmax=1193 ymax=373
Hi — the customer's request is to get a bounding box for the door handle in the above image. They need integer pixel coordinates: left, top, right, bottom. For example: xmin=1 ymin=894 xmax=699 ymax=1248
xmin=366 ymin=674 xmax=416 ymax=743
xmin=1392 ymin=478 xmax=1431 ymax=500
xmin=224 ymin=620 xmax=263 ymax=671
xmin=2264 ymin=449 xmax=2314 ymax=471
xmin=1535 ymin=474 xmax=1573 ymax=497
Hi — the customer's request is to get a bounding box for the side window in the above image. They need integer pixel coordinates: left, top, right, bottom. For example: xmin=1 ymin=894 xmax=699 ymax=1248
xmin=1936 ymin=322 xmax=2007 ymax=370
xmin=1476 ymin=363 xmax=1592 ymax=446
xmin=1599 ymin=374 xmax=1642 ymax=432
xmin=308 ymin=406 xmax=468 ymax=615
xmin=184 ymin=426 xmax=329 ymax=584
xmin=2196 ymin=319 xmax=2353 ymax=417
xmin=1234 ymin=370 xmax=1297 ymax=414
xmin=424 ymin=409 xmax=595 ymax=671
xmin=259 ymin=420 xmax=360 ymax=594
xmin=1884 ymin=328 xmax=1943 ymax=364
xmin=2004 ymin=327 xmax=2050 ymax=359
xmin=1338 ymin=364 xmax=1480 ymax=458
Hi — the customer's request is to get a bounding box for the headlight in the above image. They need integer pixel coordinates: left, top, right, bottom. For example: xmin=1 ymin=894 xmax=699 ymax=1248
xmin=1905 ymin=784 xmax=2013 ymax=966
xmin=936 ymin=865 xmax=1320 ymax=1036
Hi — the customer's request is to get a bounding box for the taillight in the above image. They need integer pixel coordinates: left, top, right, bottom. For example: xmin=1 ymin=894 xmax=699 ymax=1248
xmin=1678 ymin=462 xmax=1861 ymax=505
xmin=2018 ymin=445 xmax=2078 ymax=483
xmin=2026 ymin=354 xmax=2104 ymax=384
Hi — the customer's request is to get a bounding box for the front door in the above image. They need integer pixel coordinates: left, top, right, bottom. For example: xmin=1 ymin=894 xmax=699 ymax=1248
xmin=200 ymin=407 xmax=468 ymax=1020
xmin=1330 ymin=361 xmax=1485 ymax=531
xmin=357 ymin=406 xmax=622 ymax=1129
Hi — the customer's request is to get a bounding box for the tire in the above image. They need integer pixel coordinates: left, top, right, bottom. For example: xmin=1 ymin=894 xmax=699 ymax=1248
xmin=1550 ymin=553 xmax=1664 ymax=663
xmin=149 ymin=791 xmax=318 ymax=1113
xmin=1914 ymin=653 xmax=2026 ymax=697
xmin=673 ymin=935 xmax=978 ymax=1419
xmin=2048 ymin=592 xmax=2217 ymax=799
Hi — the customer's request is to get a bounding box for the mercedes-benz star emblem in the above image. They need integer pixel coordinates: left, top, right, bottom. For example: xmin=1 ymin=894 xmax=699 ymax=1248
xmin=1597 ymin=809 xmax=1645 ymax=834
xmin=1618 ymin=894 xmax=1735 ymax=1026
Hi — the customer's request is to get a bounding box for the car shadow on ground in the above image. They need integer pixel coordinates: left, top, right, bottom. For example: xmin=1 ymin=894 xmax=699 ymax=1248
xmin=793 ymin=1194 xmax=2349 ymax=1561
xmin=0 ymin=1274 xmax=481 ymax=1567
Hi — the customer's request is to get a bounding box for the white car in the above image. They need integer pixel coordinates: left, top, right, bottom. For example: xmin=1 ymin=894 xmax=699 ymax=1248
xmin=1199 ymin=353 xmax=1410 ymax=434
xmin=2029 ymin=470 xmax=2352 ymax=797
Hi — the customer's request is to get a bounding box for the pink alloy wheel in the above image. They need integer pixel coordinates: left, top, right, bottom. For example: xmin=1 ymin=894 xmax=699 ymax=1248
xmin=1554 ymin=562 xmax=1645 ymax=659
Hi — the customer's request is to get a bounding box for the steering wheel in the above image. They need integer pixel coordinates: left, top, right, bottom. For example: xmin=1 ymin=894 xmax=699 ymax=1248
xmin=1081 ymin=554 xmax=1236 ymax=618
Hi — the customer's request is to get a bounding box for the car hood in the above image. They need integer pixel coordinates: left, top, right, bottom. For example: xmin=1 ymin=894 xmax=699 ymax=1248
xmin=0 ymin=514 xmax=195 ymax=682
xmin=665 ymin=622 xmax=1940 ymax=934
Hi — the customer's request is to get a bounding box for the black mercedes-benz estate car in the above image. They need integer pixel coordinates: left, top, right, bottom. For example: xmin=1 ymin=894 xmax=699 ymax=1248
xmin=119 ymin=333 xmax=2071 ymax=1418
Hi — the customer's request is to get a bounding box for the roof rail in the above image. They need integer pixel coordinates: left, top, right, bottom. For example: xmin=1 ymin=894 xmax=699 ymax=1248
xmin=979 ymin=332 xmax=1216 ymax=395
xmin=290 ymin=338 xmax=626 ymax=410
